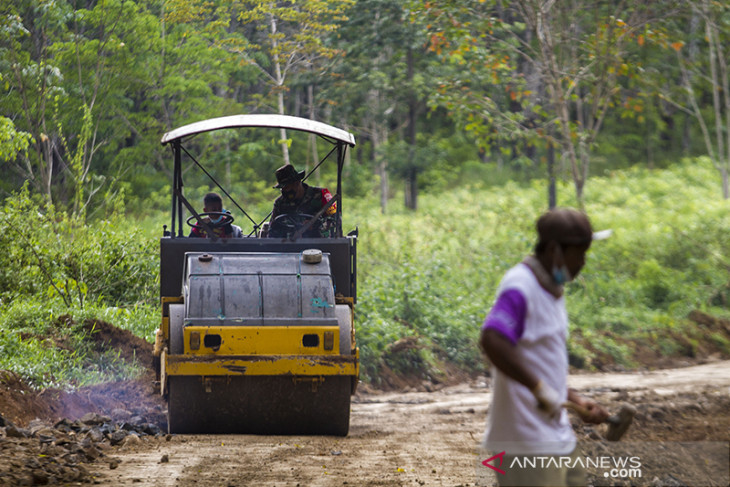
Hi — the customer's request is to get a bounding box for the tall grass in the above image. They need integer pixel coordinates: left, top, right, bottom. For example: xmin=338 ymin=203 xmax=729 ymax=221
xmin=1 ymin=158 xmax=729 ymax=388
xmin=347 ymin=158 xmax=730 ymax=382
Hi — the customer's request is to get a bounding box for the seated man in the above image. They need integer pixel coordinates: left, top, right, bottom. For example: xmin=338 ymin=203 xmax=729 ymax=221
xmin=268 ymin=164 xmax=337 ymax=238
xmin=189 ymin=192 xmax=243 ymax=239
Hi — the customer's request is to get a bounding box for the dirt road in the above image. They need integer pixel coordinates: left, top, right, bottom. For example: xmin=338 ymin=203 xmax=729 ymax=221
xmin=88 ymin=361 xmax=730 ymax=486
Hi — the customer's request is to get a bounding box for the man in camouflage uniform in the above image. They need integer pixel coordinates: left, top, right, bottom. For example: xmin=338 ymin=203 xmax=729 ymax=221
xmin=268 ymin=164 xmax=337 ymax=238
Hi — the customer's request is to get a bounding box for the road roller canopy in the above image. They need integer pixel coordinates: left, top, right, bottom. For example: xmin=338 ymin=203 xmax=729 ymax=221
xmin=160 ymin=114 xmax=356 ymax=240
xmin=161 ymin=114 xmax=356 ymax=147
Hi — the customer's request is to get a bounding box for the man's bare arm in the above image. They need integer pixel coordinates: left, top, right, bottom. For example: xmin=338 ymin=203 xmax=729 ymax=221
xmin=479 ymin=328 xmax=538 ymax=391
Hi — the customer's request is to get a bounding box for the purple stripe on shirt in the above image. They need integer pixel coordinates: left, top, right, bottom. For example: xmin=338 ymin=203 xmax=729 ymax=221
xmin=482 ymin=288 xmax=527 ymax=345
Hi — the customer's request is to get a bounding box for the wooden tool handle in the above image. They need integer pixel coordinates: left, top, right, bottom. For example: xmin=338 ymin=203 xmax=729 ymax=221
xmin=563 ymin=401 xmax=621 ymax=425
xmin=562 ymin=401 xmax=591 ymax=417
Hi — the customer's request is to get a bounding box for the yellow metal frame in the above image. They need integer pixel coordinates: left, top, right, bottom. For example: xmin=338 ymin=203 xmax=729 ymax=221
xmin=154 ymin=296 xmax=184 ymax=359
xmin=182 ymin=325 xmax=340 ymax=355
xmin=158 ymin=295 xmax=359 ymax=397
xmin=164 ymin=349 xmax=359 ymax=377
xmin=160 ymin=296 xmax=183 ymax=339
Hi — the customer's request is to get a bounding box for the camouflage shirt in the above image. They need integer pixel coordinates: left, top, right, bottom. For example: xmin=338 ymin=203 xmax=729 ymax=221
xmin=271 ymin=183 xmax=337 ymax=238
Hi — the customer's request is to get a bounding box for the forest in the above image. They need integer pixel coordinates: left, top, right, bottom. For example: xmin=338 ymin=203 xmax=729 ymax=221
xmin=1 ymin=0 xmax=730 ymax=387
xmin=4 ymin=0 xmax=730 ymax=212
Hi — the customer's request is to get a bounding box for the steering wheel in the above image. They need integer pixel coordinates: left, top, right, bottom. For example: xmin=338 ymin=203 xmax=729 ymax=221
xmin=186 ymin=212 xmax=234 ymax=229
xmin=268 ymin=213 xmax=316 ymax=238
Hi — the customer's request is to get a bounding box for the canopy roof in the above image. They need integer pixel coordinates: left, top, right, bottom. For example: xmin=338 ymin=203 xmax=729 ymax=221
xmin=161 ymin=114 xmax=356 ymax=146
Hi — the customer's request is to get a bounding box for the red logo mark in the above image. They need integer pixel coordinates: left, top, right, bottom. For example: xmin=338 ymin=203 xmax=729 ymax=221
xmin=482 ymin=451 xmax=506 ymax=475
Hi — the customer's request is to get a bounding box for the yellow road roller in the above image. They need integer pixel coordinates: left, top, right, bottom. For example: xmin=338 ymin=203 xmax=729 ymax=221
xmin=153 ymin=115 xmax=359 ymax=435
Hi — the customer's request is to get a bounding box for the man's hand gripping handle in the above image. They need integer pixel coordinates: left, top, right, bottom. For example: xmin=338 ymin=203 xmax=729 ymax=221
xmin=531 ymin=380 xmax=562 ymax=417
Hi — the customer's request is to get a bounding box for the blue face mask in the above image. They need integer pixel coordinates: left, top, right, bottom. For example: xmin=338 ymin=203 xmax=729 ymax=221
xmin=210 ymin=210 xmax=227 ymax=224
xmin=551 ymin=245 xmax=572 ymax=285
xmin=552 ymin=265 xmax=572 ymax=285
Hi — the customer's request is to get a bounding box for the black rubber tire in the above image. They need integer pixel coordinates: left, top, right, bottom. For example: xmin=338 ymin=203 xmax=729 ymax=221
xmin=167 ymin=375 xmax=351 ymax=436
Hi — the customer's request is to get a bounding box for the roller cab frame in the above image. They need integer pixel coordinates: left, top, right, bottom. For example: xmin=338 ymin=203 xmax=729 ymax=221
xmin=154 ymin=115 xmax=358 ymax=436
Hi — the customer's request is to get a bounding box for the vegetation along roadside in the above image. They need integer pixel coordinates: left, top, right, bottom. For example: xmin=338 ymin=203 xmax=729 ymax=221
xmin=1 ymin=158 xmax=729 ymax=391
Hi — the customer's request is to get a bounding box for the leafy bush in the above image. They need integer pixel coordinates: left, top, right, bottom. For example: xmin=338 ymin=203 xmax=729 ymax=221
xmin=0 ymin=189 xmax=158 ymax=387
xmin=0 ymin=186 xmax=158 ymax=308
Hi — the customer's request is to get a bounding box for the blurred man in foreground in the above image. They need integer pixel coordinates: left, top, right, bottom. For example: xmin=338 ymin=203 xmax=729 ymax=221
xmin=480 ymin=208 xmax=610 ymax=486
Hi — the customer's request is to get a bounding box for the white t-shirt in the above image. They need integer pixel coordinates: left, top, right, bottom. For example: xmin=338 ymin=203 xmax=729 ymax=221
xmin=482 ymin=262 xmax=575 ymax=455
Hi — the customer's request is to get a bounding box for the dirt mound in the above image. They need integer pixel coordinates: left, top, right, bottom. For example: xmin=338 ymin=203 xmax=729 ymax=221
xmin=0 ymin=386 xmax=166 ymax=486
xmin=0 ymin=318 xmax=166 ymax=485
xmin=0 ymin=318 xmax=162 ymax=428
xmin=628 ymin=391 xmax=730 ymax=442
xmin=81 ymin=318 xmax=154 ymax=369
xmin=0 ymin=371 xmax=55 ymax=427
xmin=368 ymin=360 xmax=478 ymax=393
xmin=570 ymin=308 xmax=730 ymax=372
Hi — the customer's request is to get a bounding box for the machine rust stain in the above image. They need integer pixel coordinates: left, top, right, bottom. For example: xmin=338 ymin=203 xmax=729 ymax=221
xmin=222 ymin=365 xmax=248 ymax=374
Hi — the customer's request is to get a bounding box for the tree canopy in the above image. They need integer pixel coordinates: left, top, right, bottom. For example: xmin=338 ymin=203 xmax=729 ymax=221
xmin=2 ymin=0 xmax=728 ymax=214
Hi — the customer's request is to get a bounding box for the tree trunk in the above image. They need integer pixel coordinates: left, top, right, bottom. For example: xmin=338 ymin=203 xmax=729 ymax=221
xmin=379 ymin=156 xmax=388 ymax=214
xmin=547 ymin=139 xmax=556 ymax=209
xmin=533 ymin=2 xmax=587 ymax=206
xmin=372 ymin=120 xmax=388 ymax=215
xmin=42 ymin=137 xmax=54 ymax=205
xmin=404 ymin=48 xmax=418 ymax=210
xmin=683 ymin=9 xmax=701 ymax=155
xmin=405 ymin=168 xmax=418 ymax=210
xmin=308 ymin=83 xmax=320 ymax=185
xmin=278 ymin=92 xmax=290 ymax=166
xmin=270 ymin=13 xmax=289 ymax=165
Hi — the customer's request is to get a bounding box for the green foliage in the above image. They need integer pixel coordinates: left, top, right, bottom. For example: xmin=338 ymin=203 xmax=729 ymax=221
xmin=350 ymin=158 xmax=730 ymax=381
xmin=0 ymin=187 xmax=157 ymax=308
xmin=0 ymin=116 xmax=32 ymax=162
xmin=350 ymin=177 xmax=542 ymax=382
xmin=0 ymin=188 xmax=158 ymax=387
xmin=2 ymin=157 xmax=730 ymax=389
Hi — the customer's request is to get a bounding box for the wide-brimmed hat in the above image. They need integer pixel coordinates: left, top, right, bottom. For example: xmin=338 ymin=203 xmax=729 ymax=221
xmin=273 ymin=164 xmax=305 ymax=188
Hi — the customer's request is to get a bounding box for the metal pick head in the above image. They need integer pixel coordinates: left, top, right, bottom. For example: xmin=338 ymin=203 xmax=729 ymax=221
xmin=605 ymin=403 xmax=636 ymax=441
